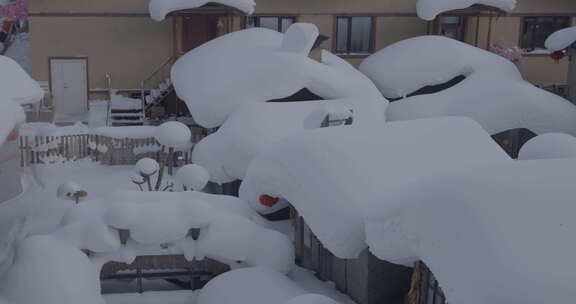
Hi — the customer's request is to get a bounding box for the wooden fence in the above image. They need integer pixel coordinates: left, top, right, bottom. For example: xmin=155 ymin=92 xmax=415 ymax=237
xmin=18 ymin=133 xmax=206 ymax=168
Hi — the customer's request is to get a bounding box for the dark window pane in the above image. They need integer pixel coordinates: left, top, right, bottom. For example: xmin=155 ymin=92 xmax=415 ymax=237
xmin=521 ymin=16 xmax=570 ymax=51
xmin=350 ymin=17 xmax=372 ymax=53
xmin=245 ymin=16 xmax=257 ymax=28
xmin=336 ymin=17 xmax=349 ymax=53
xmin=281 ymin=18 xmax=294 ymax=33
xmin=259 ymin=17 xmax=280 ymax=32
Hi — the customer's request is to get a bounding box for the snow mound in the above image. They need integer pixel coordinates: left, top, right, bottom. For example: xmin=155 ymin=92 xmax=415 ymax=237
xmin=155 ymin=121 xmax=191 ymax=149
xmin=175 ymin=164 xmax=210 ymax=191
xmin=518 ymin=133 xmax=576 ymax=160
xmin=365 ymin=159 xmax=576 ymax=304
xmin=0 ymin=55 xmax=44 ymax=105
xmin=0 ymin=235 xmax=105 ymax=304
xmin=240 ymin=117 xmax=510 ymax=258
xmin=417 ymin=0 xmax=516 ymax=21
xmin=360 ymin=36 xmax=521 ymax=99
xmin=197 ymin=267 xmax=306 ymax=304
xmin=545 ymin=26 xmax=576 ymax=52
xmin=172 ymin=24 xmax=386 ymax=128
xmin=149 ymin=0 xmax=255 ymax=21
xmin=360 ymin=36 xmax=576 ymax=135
xmin=193 ymin=101 xmax=356 ymax=184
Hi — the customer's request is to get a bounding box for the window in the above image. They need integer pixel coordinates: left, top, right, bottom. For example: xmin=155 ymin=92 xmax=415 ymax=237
xmin=438 ymin=16 xmax=466 ymax=41
xmin=521 ymin=16 xmax=571 ymax=51
xmin=245 ymin=16 xmax=295 ymax=33
xmin=335 ymin=16 xmax=374 ymax=55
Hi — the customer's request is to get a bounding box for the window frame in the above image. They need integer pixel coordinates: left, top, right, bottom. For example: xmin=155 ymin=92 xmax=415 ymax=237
xmin=333 ymin=15 xmax=376 ymax=57
xmin=244 ymin=15 xmax=297 ymax=33
xmin=436 ymin=15 xmax=468 ymax=42
xmin=519 ymin=15 xmax=572 ymax=54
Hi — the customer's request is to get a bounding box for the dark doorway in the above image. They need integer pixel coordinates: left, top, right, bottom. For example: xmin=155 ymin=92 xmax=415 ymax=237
xmin=182 ymin=14 xmax=221 ymax=52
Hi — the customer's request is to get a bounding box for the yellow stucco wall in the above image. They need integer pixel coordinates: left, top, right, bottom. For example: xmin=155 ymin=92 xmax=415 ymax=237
xmin=28 ymin=0 xmax=576 ymax=92
xmin=30 ymin=16 xmax=174 ymax=90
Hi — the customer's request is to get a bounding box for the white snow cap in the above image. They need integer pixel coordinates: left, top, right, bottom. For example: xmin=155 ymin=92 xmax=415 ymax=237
xmin=361 ymin=36 xmax=576 ymax=136
xmin=365 ymin=159 xmax=576 ymax=304
xmin=172 ymin=24 xmax=385 ymax=128
xmin=155 ymin=121 xmax=191 ymax=149
xmin=240 ymin=117 xmax=510 ymax=258
xmin=417 ymin=0 xmax=516 ymax=21
xmin=0 ymin=235 xmax=105 ymax=304
xmin=135 ymin=157 xmax=160 ymax=176
xmin=0 ymin=55 xmax=44 ymax=105
xmin=197 ymin=267 xmax=306 ymax=304
xmin=149 ymin=0 xmax=255 ymax=21
xmin=518 ymin=133 xmax=576 ymax=160
xmin=545 ymin=26 xmax=576 ymax=52
xmin=176 ymin=164 xmax=210 ymax=190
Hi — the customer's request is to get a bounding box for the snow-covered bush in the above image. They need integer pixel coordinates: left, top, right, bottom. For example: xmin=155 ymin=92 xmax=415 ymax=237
xmin=175 ymin=164 xmax=210 ymax=191
xmin=133 ymin=157 xmax=173 ymax=191
xmin=0 ymin=218 xmax=25 ymax=278
xmin=154 ymin=121 xmax=192 ymax=150
xmin=0 ymin=55 xmax=44 ymax=105
xmin=518 ymin=133 xmax=576 ymax=160
xmin=56 ymin=181 xmax=87 ymax=204
xmin=546 ymin=26 xmax=576 ymax=52
xmin=135 ymin=157 xmax=159 ymax=176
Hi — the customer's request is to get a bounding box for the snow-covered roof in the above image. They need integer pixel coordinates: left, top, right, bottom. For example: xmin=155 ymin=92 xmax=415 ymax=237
xmin=416 ymin=0 xmax=517 ymax=21
xmin=545 ymin=26 xmax=576 ymax=52
xmin=365 ymin=159 xmax=576 ymax=304
xmin=193 ymin=100 xmax=365 ymax=184
xmin=172 ymin=24 xmax=386 ymax=128
xmin=518 ymin=133 xmax=576 ymax=160
xmin=149 ymin=0 xmax=256 ymax=21
xmin=240 ymin=117 xmax=510 ymax=258
xmin=0 ymin=55 xmax=44 ymax=105
xmin=360 ymin=36 xmax=576 ymax=136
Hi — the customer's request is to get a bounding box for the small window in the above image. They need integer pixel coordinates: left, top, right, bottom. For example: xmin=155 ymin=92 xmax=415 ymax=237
xmin=438 ymin=16 xmax=466 ymax=41
xmin=521 ymin=16 xmax=571 ymax=52
xmin=245 ymin=16 xmax=295 ymax=33
xmin=335 ymin=16 xmax=374 ymax=55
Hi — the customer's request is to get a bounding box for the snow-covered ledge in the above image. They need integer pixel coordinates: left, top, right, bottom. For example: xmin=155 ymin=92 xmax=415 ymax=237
xmin=149 ymin=0 xmax=256 ymax=21
xmin=416 ymin=0 xmax=517 ymax=21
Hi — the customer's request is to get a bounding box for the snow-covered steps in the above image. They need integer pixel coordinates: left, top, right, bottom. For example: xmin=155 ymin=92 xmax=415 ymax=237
xmin=110 ymin=109 xmax=143 ymax=126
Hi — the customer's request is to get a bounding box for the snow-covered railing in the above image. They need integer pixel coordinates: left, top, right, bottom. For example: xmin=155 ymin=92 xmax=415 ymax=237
xmin=18 ymin=132 xmax=207 ymax=167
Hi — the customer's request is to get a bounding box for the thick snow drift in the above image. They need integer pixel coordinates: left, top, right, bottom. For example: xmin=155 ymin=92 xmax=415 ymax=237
xmin=193 ymin=100 xmax=357 ymax=183
xmin=417 ymin=0 xmax=516 ymax=21
xmin=240 ymin=117 xmax=510 ymax=258
xmin=0 ymin=235 xmax=105 ymax=304
xmin=360 ymin=36 xmax=576 ymax=135
xmin=518 ymin=133 xmax=576 ymax=160
xmin=149 ymin=0 xmax=256 ymax=21
xmin=545 ymin=26 xmax=576 ymax=52
xmin=172 ymin=24 xmax=385 ymax=128
xmin=0 ymin=55 xmax=44 ymax=105
xmin=365 ymin=159 xmax=576 ymax=304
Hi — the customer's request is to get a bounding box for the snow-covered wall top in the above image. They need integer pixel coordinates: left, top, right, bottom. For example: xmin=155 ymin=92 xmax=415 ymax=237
xmin=545 ymin=26 xmax=576 ymax=52
xmin=0 ymin=55 xmax=44 ymax=105
xmin=240 ymin=117 xmax=510 ymax=258
xmin=360 ymin=36 xmax=576 ymax=136
xmin=172 ymin=24 xmax=386 ymax=129
xmin=149 ymin=0 xmax=255 ymax=21
xmin=416 ymin=0 xmax=516 ymax=21
xmin=365 ymin=159 xmax=576 ymax=304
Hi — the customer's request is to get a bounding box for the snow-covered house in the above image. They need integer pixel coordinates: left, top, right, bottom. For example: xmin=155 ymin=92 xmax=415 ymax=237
xmin=27 ymin=0 xmax=576 ymax=124
xmin=240 ymin=117 xmax=511 ymax=304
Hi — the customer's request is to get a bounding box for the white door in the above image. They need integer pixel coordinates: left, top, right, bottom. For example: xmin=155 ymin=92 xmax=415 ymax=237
xmin=50 ymin=58 xmax=88 ymax=115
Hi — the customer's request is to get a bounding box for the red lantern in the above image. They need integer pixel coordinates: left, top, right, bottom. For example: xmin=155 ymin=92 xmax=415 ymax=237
xmin=259 ymin=195 xmax=279 ymax=208
xmin=550 ymin=50 xmax=566 ymax=63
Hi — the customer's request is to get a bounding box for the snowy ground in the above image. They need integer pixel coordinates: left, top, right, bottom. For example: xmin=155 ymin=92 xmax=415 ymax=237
xmin=0 ymin=162 xmax=354 ymax=304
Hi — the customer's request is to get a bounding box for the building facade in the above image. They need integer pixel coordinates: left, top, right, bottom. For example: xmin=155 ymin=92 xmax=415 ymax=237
xmin=28 ymin=0 xmax=576 ymax=100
